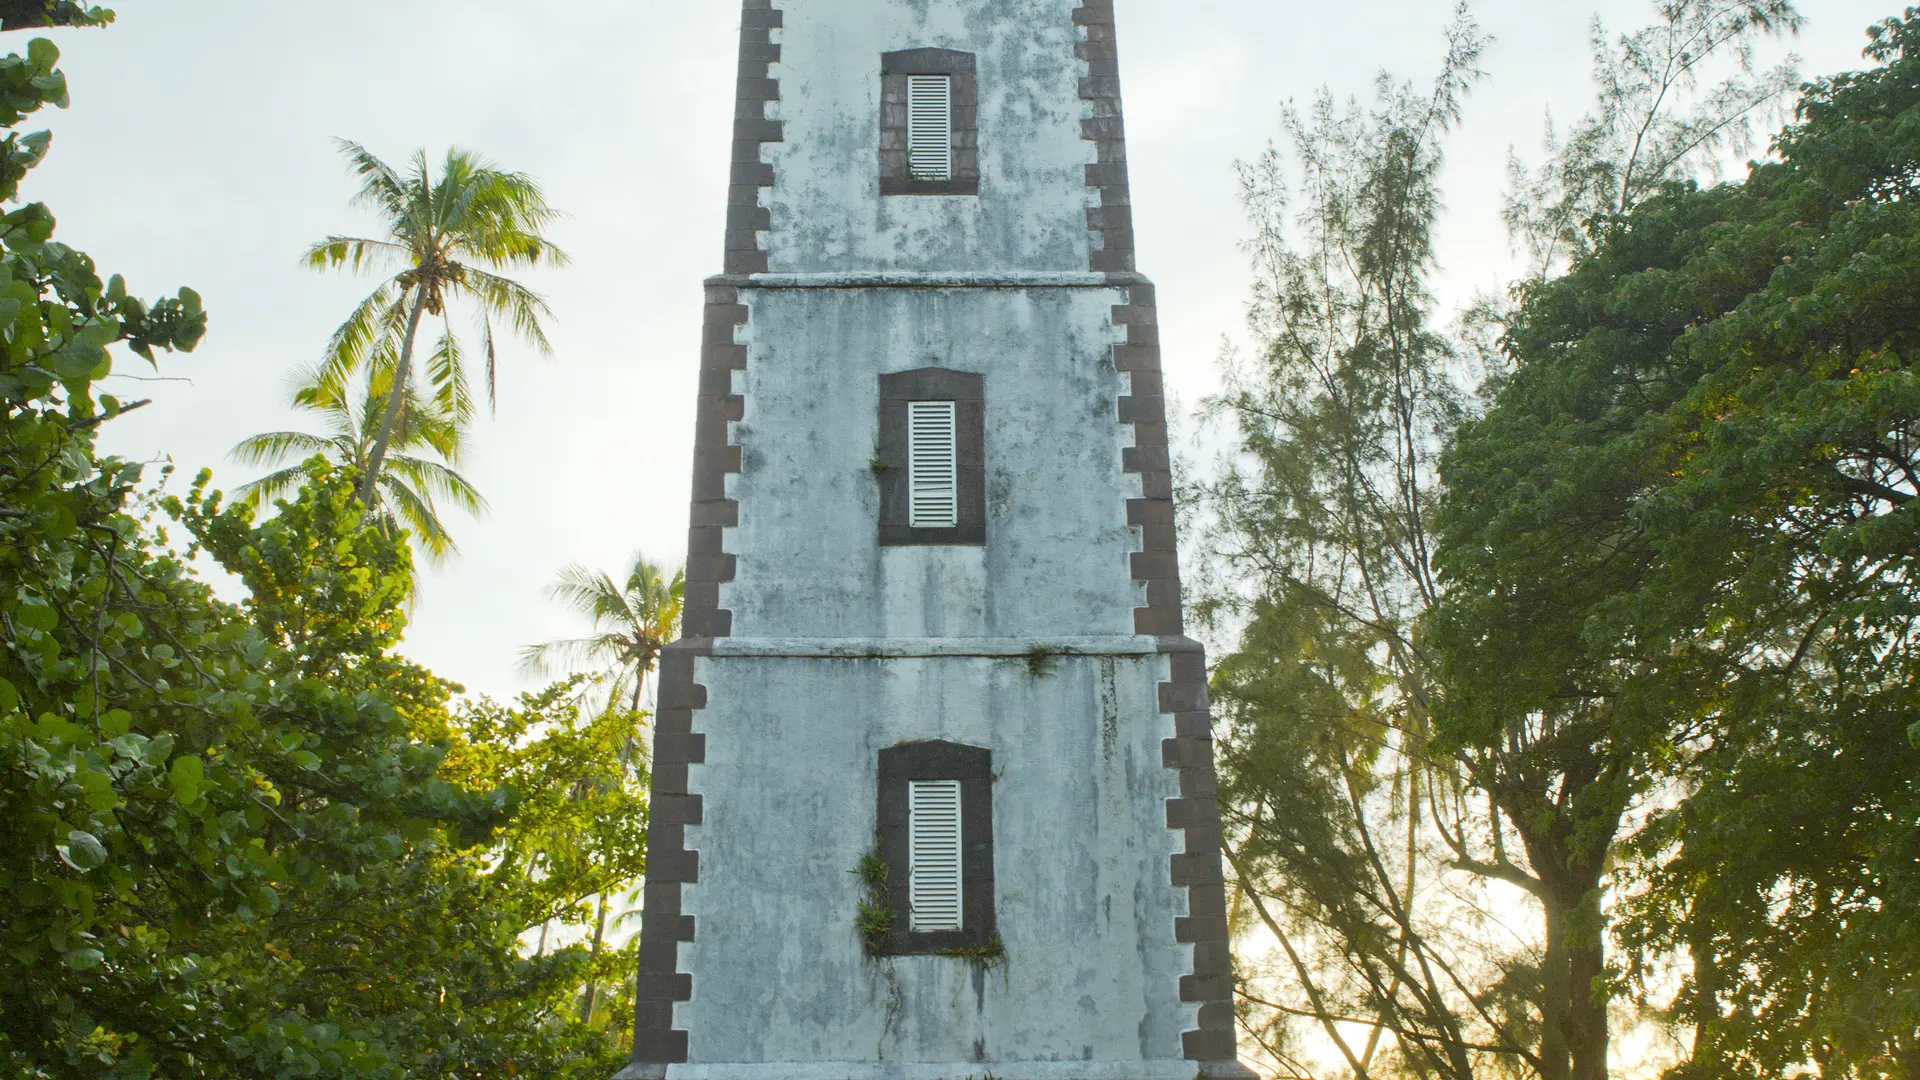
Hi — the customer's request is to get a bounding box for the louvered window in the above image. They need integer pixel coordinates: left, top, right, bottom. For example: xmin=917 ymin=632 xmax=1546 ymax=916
xmin=906 ymin=74 xmax=952 ymax=181
xmin=908 ymin=779 xmax=964 ymax=932
xmin=907 ymin=400 xmax=958 ymax=529
xmin=881 ymin=51 xmax=976 ymax=196
xmin=876 ymin=741 xmax=993 ymax=953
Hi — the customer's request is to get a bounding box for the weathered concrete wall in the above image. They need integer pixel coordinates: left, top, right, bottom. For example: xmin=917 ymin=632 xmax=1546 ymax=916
xmin=761 ymin=0 xmax=1094 ymax=275
xmin=680 ymin=275 xmax=1201 ymax=1074
xmin=724 ymin=286 xmax=1142 ymax=640
xmin=677 ymin=649 xmax=1195 ymax=1075
xmin=627 ymin=0 xmax=1247 ymax=1076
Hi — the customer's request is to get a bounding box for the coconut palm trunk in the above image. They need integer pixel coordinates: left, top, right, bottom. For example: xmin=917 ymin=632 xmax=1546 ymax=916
xmin=358 ymin=285 xmax=428 ymax=509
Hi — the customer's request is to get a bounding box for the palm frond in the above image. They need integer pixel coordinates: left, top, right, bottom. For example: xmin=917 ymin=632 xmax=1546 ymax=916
xmin=442 ymin=154 xmax=570 ymax=269
xmin=229 ymin=430 xmax=335 ymax=469
xmin=424 ymin=319 xmax=476 ymax=426
xmin=379 ymin=471 xmax=456 ymax=563
xmin=519 ymin=633 xmax=634 ymax=678
xmin=231 ymin=464 xmax=314 ymax=508
xmin=307 ymin=282 xmax=410 ymax=400
xmin=302 ymin=235 xmax=408 ymax=275
xmin=623 ymin=553 xmax=686 ymax=642
xmin=459 ymin=266 xmax=556 ymax=357
xmin=382 ymin=453 xmax=488 ymax=516
xmin=333 ymin=139 xmax=412 ymax=222
xmin=545 ymin=564 xmax=632 ymax=624
xmin=478 ymin=310 xmax=498 ymax=413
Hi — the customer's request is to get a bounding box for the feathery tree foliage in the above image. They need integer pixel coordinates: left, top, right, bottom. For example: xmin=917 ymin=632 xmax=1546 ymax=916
xmin=1434 ymin=11 xmax=1920 ymax=1077
xmin=1504 ymin=0 xmax=1804 ymax=275
xmin=1201 ymin=9 xmax=1516 ymax=1080
xmin=1201 ymin=3 xmax=1803 ymax=1078
xmin=303 ymin=141 xmax=567 ymax=511
xmin=230 ymin=364 xmax=485 ymax=564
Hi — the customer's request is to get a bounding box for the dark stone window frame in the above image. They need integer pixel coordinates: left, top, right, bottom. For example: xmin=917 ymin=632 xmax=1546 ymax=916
xmin=880 ymin=48 xmax=979 ymax=196
xmin=878 ymin=368 xmax=986 ymax=546
xmin=875 ymin=741 xmax=995 ymax=954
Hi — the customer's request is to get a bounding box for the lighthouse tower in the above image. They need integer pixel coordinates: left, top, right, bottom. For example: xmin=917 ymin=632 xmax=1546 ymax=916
xmin=624 ymin=3 xmax=1248 ymax=1079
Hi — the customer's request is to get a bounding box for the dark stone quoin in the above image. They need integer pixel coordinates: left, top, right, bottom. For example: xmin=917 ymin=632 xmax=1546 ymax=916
xmin=1075 ymin=0 xmax=1241 ymax=1065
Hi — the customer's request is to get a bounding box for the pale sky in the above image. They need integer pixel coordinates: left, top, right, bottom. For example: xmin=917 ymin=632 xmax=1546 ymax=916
xmin=36 ymin=0 xmax=1888 ymax=701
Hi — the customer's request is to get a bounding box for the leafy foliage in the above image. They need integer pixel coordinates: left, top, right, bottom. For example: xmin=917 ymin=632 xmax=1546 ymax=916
xmin=0 ymin=29 xmax=637 ymax=1080
xmin=1205 ymin=3 xmax=1807 ymax=1079
xmin=1433 ymin=10 xmax=1920 ymax=1078
xmin=0 ymin=1 xmax=111 ymax=32
xmin=1199 ymin=10 xmax=1537 ymax=1080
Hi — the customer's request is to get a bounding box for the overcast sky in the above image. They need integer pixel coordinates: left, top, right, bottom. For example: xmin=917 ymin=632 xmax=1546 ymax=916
xmin=32 ymin=0 xmax=1890 ymax=701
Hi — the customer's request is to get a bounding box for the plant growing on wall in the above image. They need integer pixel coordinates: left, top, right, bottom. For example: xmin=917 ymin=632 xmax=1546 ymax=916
xmin=852 ymin=849 xmax=894 ymax=956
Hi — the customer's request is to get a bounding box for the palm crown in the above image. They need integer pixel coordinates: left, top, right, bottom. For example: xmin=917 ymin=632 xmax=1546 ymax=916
xmin=231 ymin=365 xmax=485 ymax=563
xmin=304 ymin=141 xmax=568 ymax=510
xmin=521 ymin=554 xmax=685 ymax=716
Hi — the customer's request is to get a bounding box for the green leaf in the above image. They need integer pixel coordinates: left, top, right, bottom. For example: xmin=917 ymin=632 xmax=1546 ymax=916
xmin=141 ymin=733 xmax=174 ymax=766
xmin=168 ymin=755 xmax=204 ymax=805
xmin=59 ymin=830 xmax=106 ymax=871
xmin=14 ymin=601 xmax=55 ymax=633
xmin=27 ymin=39 xmax=58 ymax=74
xmin=0 ymin=677 xmax=17 ymax=715
xmin=62 ymin=948 xmax=104 ymax=971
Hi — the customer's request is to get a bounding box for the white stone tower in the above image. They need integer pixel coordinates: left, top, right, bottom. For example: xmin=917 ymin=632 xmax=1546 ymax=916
xmin=622 ymin=3 xmax=1249 ymax=1078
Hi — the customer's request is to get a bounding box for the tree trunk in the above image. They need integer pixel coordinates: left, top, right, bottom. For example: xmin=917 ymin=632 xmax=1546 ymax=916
xmin=1540 ymin=888 xmax=1573 ymax=1080
xmin=1535 ymin=862 xmax=1610 ymax=1080
xmin=357 ymin=286 xmax=428 ymax=511
xmin=1567 ymin=888 xmax=1610 ymax=1080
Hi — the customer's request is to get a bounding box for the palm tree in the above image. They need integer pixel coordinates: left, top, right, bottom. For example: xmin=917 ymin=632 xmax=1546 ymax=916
xmin=304 ymin=140 xmax=567 ymax=512
xmin=521 ymin=553 xmax=682 ymax=1024
xmin=520 ymin=553 xmax=685 ymax=716
xmin=230 ymin=364 xmax=486 ymax=563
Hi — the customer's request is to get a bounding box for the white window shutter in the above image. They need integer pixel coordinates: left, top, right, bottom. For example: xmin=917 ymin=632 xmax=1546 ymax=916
xmin=908 ymin=779 xmax=963 ymax=931
xmin=908 ymin=400 xmax=958 ymax=529
xmin=907 ymin=75 xmax=952 ymax=181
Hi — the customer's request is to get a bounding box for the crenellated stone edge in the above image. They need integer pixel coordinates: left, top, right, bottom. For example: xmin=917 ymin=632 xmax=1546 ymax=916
xmin=1075 ymin=0 xmax=1247 ymax=1070
xmin=627 ymin=0 xmax=777 ymax=1068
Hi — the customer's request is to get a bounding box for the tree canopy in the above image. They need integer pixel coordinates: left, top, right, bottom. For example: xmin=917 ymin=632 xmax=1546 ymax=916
xmin=1433 ymin=10 xmax=1920 ymax=1077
